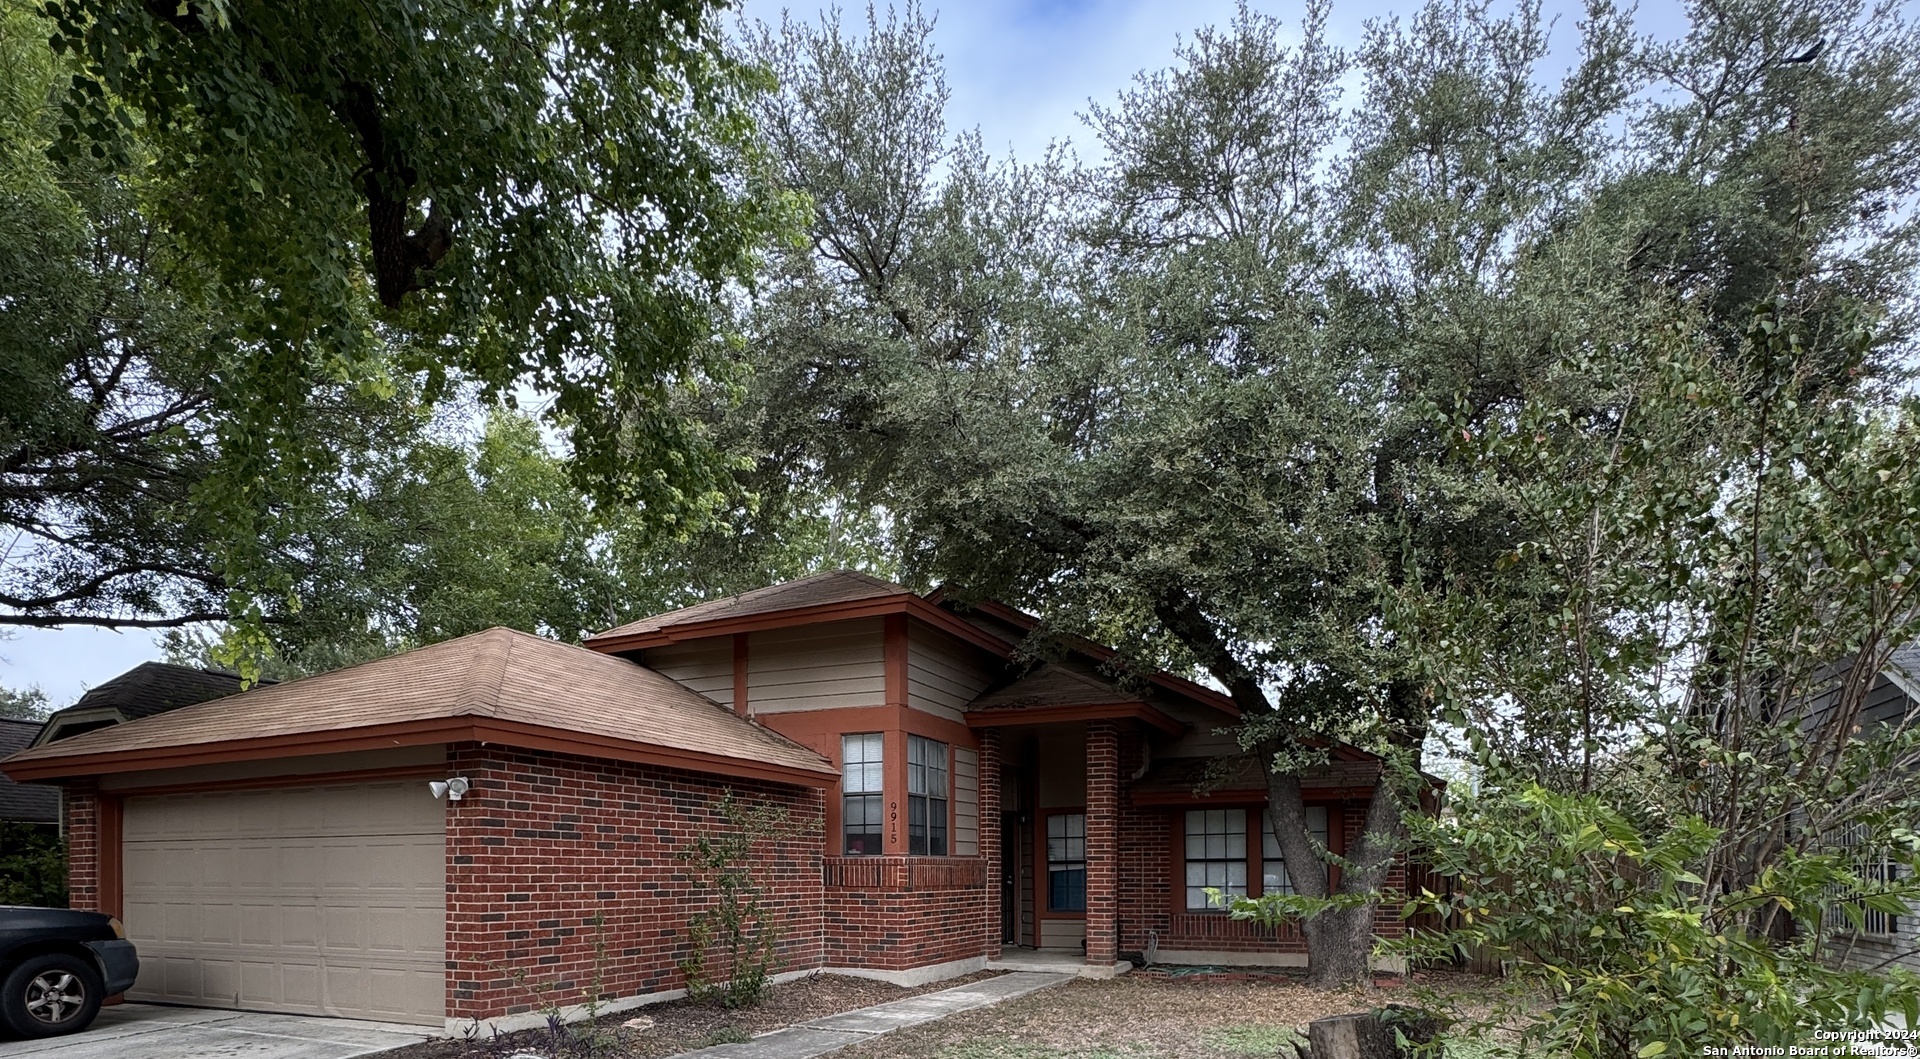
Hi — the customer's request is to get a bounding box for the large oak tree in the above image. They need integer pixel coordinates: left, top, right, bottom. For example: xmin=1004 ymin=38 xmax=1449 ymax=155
xmin=732 ymin=0 xmax=1920 ymax=986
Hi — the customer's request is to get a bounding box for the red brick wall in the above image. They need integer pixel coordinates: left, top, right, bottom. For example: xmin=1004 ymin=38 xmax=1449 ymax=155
xmin=63 ymin=782 xmax=99 ymax=913
xmin=1085 ymin=721 xmax=1119 ymax=964
xmin=978 ymin=729 xmax=1003 ymax=958
xmin=443 ymin=744 xmax=827 ymax=1020
xmin=819 ymin=856 xmax=991 ymax=971
xmin=1112 ymin=732 xmax=1408 ymax=959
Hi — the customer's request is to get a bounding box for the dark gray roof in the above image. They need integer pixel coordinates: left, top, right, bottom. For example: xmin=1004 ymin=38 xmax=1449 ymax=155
xmin=0 ymin=719 xmax=58 ymax=823
xmin=57 ymin=662 xmax=255 ymax=723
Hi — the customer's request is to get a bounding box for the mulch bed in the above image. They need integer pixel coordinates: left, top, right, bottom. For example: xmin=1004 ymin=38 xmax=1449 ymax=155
xmin=376 ymin=970 xmax=1006 ymax=1059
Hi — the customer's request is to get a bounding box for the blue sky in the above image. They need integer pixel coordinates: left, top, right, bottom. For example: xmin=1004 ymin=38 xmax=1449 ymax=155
xmin=5 ymin=0 xmax=1694 ymax=706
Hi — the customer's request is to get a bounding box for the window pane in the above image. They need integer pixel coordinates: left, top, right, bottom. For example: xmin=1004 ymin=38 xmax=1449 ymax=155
xmin=929 ymin=801 xmax=948 ymax=856
xmin=843 ymin=791 xmax=882 ymax=855
xmin=1049 ymin=868 xmax=1086 ymax=911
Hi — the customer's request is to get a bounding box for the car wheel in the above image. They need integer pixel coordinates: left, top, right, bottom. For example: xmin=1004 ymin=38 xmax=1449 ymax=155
xmin=0 ymin=954 xmax=104 ymax=1038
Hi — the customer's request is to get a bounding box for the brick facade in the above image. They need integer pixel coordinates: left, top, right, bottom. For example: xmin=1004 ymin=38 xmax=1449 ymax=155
xmin=59 ymin=723 xmax=1410 ymax=1026
xmin=1084 ymin=721 xmax=1119 ymax=965
xmin=1110 ymin=728 xmax=1407 ymax=960
xmin=819 ymin=856 xmax=990 ymax=971
xmin=62 ymin=782 xmax=99 ymax=913
xmin=443 ymin=744 xmax=827 ymax=1021
xmin=977 ymin=728 xmax=1003 ymax=957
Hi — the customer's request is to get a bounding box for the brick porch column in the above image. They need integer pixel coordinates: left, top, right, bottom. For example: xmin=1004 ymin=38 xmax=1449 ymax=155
xmin=979 ymin=727 xmax=1003 ymax=958
xmin=1086 ymin=720 xmax=1120 ymax=968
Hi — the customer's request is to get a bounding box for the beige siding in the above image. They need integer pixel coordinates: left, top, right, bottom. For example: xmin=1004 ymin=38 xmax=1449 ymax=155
xmin=908 ymin=624 xmax=997 ymax=722
xmin=746 ymin=618 xmax=885 ymax=714
xmin=642 ymin=640 xmax=734 ymax=710
xmin=953 ymin=746 xmax=979 ymax=856
xmin=1040 ymin=919 xmax=1085 ymax=951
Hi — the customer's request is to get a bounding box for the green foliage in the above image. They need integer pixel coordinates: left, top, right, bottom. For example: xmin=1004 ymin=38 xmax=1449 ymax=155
xmin=4 ymin=0 xmax=798 ymax=646
xmin=731 ymin=0 xmax=1920 ymax=987
xmin=161 ymin=406 xmax=893 ymax=677
xmin=1199 ymin=1023 xmax=1304 ymax=1057
xmin=1395 ymin=780 xmax=1920 ymax=1057
xmin=676 ymin=790 xmax=800 ymax=1009
xmin=0 ymin=823 xmax=67 ymax=907
xmin=0 ymin=683 xmax=51 ymax=720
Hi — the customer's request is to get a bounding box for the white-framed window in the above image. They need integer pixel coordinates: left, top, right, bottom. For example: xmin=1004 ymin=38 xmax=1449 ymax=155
xmin=1184 ymin=808 xmax=1248 ymax=910
xmin=907 ymin=735 xmax=949 ymax=856
xmin=1825 ymin=821 xmax=1905 ymax=937
xmin=1047 ymin=812 xmax=1087 ymax=911
xmin=1261 ymin=806 xmax=1331 ymax=895
xmin=841 ymin=733 xmax=884 ymax=855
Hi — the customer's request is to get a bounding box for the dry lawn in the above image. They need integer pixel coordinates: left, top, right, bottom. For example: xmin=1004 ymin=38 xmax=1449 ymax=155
xmin=832 ymin=971 xmax=1501 ymax=1059
xmin=376 ymin=970 xmax=1005 ymax=1059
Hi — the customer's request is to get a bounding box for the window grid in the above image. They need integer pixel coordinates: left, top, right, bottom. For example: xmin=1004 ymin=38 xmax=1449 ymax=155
xmin=1047 ymin=813 xmax=1087 ymax=912
xmin=841 ymin=733 xmax=883 ymax=856
xmin=1261 ymin=806 xmax=1331 ymax=896
xmin=1824 ymin=820 xmax=1905 ymax=937
xmin=1184 ymin=809 xmax=1248 ymax=910
xmin=907 ymin=735 xmax=949 ymax=856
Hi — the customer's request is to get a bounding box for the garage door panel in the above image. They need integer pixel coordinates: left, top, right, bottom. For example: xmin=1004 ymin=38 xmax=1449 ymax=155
xmin=122 ymin=783 xmax=445 ymax=1026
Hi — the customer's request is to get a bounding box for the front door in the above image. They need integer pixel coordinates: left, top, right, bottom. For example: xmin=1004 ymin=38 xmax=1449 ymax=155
xmin=1001 ymin=812 xmax=1019 ymax=943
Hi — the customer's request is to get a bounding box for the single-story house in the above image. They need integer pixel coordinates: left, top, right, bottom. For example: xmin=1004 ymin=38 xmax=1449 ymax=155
xmin=0 ymin=571 xmax=1409 ymax=1032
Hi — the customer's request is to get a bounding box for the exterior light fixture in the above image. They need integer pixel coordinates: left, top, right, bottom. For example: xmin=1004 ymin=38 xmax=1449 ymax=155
xmin=429 ymin=777 xmax=471 ymax=802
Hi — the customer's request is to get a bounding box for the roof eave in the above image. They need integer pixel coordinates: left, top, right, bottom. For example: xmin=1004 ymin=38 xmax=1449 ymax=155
xmin=585 ymin=595 xmax=1013 ymax=660
xmin=0 ymin=717 xmax=837 ymax=789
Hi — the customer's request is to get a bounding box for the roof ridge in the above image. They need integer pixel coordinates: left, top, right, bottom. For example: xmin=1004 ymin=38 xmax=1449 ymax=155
xmin=456 ymin=628 xmax=515 ymax=717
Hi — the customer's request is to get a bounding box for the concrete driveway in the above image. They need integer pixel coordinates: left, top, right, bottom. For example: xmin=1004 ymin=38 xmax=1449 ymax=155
xmin=0 ymin=1004 xmax=434 ymax=1059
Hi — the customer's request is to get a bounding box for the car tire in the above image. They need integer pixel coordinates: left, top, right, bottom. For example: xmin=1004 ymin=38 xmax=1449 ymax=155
xmin=0 ymin=953 xmax=104 ymax=1038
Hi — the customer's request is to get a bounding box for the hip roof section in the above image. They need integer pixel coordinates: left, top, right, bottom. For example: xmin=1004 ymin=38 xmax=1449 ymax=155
xmin=1 ymin=627 xmax=836 ymax=786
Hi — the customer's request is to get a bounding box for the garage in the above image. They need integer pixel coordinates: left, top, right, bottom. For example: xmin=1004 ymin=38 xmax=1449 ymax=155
xmin=0 ymin=626 xmax=839 ymax=1030
xmin=120 ymin=781 xmax=446 ymax=1026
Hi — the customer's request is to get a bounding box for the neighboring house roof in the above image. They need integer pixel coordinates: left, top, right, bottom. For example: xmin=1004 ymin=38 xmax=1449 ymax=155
xmin=589 ymin=570 xmax=911 ymax=643
xmin=1883 ymin=642 xmax=1920 ymax=702
xmin=0 ymin=719 xmax=59 ymax=824
xmin=1 ymin=627 xmax=836 ymax=787
xmin=32 ymin=662 xmax=256 ymax=747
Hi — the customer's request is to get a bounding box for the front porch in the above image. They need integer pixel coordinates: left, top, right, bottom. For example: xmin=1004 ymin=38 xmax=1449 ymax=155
xmin=972 ymin=685 xmax=1399 ymax=977
xmin=984 ymin=945 xmax=1130 ymax=978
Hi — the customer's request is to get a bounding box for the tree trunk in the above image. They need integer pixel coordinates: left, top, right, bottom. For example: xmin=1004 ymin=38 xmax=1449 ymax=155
xmin=1302 ymin=903 xmax=1375 ymax=989
xmin=1270 ymin=757 xmax=1410 ymax=989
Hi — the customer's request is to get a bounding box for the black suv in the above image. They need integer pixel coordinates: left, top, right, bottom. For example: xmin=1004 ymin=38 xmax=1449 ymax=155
xmin=0 ymin=906 xmax=139 ymax=1038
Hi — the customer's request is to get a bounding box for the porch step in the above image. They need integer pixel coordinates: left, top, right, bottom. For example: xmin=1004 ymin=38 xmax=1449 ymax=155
xmin=984 ymin=949 xmax=1131 ymax=979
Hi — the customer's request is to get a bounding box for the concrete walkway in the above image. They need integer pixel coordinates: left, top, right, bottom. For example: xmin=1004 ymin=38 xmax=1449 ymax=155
xmin=669 ymin=971 xmax=1073 ymax=1059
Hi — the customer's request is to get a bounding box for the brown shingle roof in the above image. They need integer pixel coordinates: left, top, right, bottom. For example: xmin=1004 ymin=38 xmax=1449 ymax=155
xmin=969 ymin=663 xmax=1148 ymax=711
xmin=1 ymin=628 xmax=834 ymax=783
xmin=587 ymin=570 xmax=911 ymax=644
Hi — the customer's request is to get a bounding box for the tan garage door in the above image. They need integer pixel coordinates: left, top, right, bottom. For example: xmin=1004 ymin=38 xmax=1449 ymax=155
xmin=121 ymin=781 xmax=445 ymax=1025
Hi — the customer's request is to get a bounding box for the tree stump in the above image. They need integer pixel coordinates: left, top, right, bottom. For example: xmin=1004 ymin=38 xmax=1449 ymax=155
xmin=1306 ymin=1012 xmax=1400 ymax=1059
xmin=1298 ymin=1005 xmax=1441 ymax=1059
